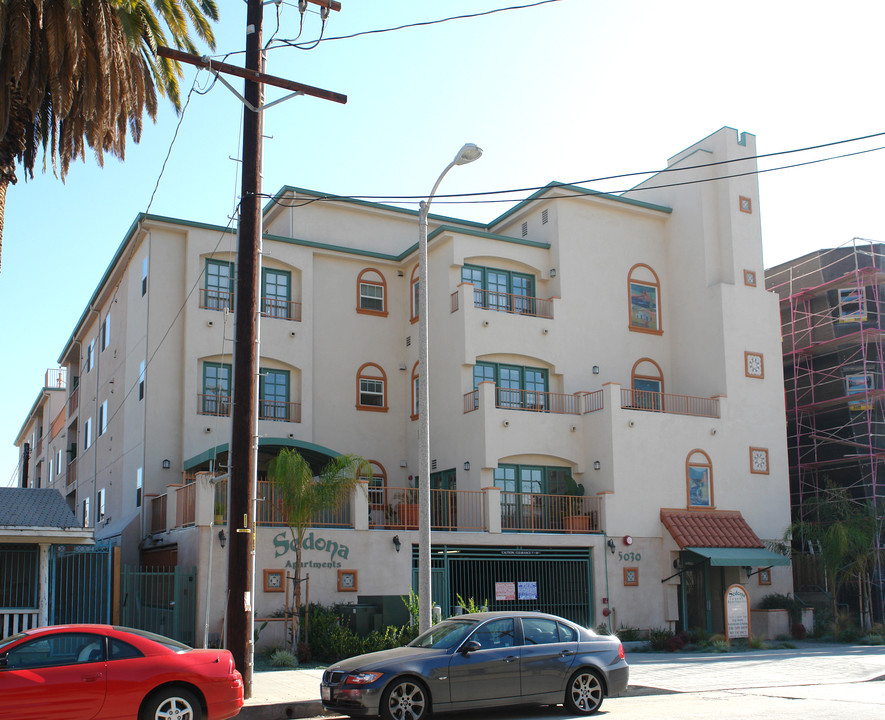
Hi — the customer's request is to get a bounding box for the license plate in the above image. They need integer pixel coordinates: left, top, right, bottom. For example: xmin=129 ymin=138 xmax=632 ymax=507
xmin=322 ymin=686 xmax=331 ymax=702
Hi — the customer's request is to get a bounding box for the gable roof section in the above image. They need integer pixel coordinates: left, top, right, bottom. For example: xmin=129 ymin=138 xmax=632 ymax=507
xmin=660 ymin=508 xmax=763 ymax=549
xmin=0 ymin=488 xmax=80 ymax=529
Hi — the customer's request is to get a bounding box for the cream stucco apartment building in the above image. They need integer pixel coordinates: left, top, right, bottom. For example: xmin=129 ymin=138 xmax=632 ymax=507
xmin=14 ymin=127 xmax=792 ymax=640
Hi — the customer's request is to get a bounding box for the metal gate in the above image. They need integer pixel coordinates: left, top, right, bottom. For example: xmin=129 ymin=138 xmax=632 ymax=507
xmin=413 ymin=545 xmax=594 ymax=627
xmin=50 ymin=545 xmax=113 ymax=625
xmin=120 ymin=566 xmax=196 ymax=645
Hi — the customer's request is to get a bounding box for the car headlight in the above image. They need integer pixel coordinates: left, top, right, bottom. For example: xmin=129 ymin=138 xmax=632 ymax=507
xmin=345 ymin=671 xmax=384 ymax=685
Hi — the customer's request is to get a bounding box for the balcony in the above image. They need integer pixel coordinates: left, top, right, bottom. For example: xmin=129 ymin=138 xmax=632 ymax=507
xmin=259 ymin=400 xmax=302 ymax=423
xmin=67 ymin=458 xmax=77 ymax=487
xmin=261 ymin=297 xmax=302 ymax=322
xmin=199 ymin=291 xmax=303 ymax=322
xmin=45 ymin=368 xmax=67 ymax=388
xmin=501 ymin=493 xmax=601 ymax=533
xmin=620 ymin=388 xmax=720 ymax=419
xmin=50 ymin=407 xmax=65 ymax=440
xmin=367 ymin=486 xmax=486 ymax=531
xmin=199 ymin=289 xmax=233 ymax=312
xmin=464 ymin=387 xmax=603 ymax=415
xmin=151 ymin=494 xmax=167 ymax=533
xmin=198 ymin=394 xmax=231 ymax=417
xmin=176 ymin=484 xmax=196 ymax=527
xmin=452 ymin=287 xmax=554 ymax=319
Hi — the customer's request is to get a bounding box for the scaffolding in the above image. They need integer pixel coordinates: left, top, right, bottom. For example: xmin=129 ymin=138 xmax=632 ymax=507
xmin=767 ymin=239 xmax=884 ymax=623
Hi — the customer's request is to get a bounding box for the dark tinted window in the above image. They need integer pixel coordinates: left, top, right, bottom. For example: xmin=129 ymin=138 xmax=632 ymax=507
xmin=472 ymin=618 xmax=516 ymax=649
xmin=113 ymin=626 xmax=191 ymax=652
xmin=410 ymin=620 xmax=476 ymax=650
xmin=110 ymin=638 xmax=143 ymax=660
xmin=557 ymin=622 xmax=578 ymax=642
xmin=5 ymin=633 xmax=104 ymax=669
xmin=522 ymin=618 xmax=559 ymax=645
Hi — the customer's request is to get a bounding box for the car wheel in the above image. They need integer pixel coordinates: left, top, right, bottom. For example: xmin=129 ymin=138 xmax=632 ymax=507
xmin=380 ymin=677 xmax=430 ymax=720
xmin=564 ymin=668 xmax=604 ymax=715
xmin=140 ymin=687 xmax=203 ymax=720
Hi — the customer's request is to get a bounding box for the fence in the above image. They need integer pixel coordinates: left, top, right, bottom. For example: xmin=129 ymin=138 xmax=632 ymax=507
xmin=120 ymin=566 xmax=197 ymax=645
xmin=500 ymin=493 xmax=601 ymax=533
xmin=50 ymin=546 xmax=113 ymax=625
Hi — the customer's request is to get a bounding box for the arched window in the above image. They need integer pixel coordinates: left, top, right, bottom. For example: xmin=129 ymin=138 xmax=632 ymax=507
xmin=356 ymin=268 xmax=388 ymax=316
xmin=631 ymin=358 xmax=664 ymax=411
xmin=627 ymin=263 xmax=662 ymax=335
xmin=361 ymin=460 xmax=387 ymax=511
xmin=411 ymin=362 xmax=420 ymax=420
xmin=410 ymin=265 xmax=420 ymax=324
xmin=356 ymin=363 xmax=388 ymax=412
xmin=686 ymin=449 xmax=713 ymax=508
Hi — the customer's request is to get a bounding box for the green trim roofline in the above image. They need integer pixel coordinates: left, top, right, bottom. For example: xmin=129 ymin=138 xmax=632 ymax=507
xmin=488 ymin=182 xmax=672 ymax=228
xmin=57 ymin=182 xmax=669 ymax=362
xmin=183 ymin=437 xmax=341 ymax=471
xmin=14 ymin=387 xmax=66 ymax=446
xmin=265 ymin=186 xmax=488 ymax=230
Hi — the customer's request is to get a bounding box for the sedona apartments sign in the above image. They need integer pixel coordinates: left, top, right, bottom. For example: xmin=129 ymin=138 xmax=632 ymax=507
xmin=272 ymin=531 xmax=350 ymax=570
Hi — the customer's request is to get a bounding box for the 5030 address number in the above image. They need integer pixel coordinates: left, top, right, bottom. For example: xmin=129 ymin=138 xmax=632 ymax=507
xmin=618 ymin=551 xmax=641 ymax=562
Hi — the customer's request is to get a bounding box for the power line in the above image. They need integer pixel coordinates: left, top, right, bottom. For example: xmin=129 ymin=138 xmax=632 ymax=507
xmin=300 ymin=130 xmax=885 ymax=204
xmin=263 ymin=136 xmax=885 ymax=209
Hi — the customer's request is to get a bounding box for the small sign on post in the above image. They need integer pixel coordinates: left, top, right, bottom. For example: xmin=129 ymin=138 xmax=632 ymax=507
xmin=725 ymin=583 xmax=751 ymax=640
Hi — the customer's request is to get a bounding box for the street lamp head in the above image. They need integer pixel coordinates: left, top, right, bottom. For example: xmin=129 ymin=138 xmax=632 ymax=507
xmin=454 ymin=143 xmax=483 ymax=166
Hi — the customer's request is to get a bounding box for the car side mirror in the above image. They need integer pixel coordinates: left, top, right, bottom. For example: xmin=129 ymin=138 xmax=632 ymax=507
xmin=460 ymin=640 xmax=482 ymax=655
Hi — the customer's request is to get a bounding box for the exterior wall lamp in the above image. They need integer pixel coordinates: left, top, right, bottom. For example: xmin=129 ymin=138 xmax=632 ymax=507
xmin=162 ymin=459 xmax=171 ymax=469
xmin=392 ymin=535 xmax=402 ymax=553
xmin=607 ymin=539 xmax=616 ymax=554
xmin=593 ymin=461 xmax=601 ymax=471
xmin=592 ymin=365 xmax=600 ymax=375
xmin=463 ymin=461 xmax=470 ymax=471
xmin=218 ymin=529 xmax=227 ymax=549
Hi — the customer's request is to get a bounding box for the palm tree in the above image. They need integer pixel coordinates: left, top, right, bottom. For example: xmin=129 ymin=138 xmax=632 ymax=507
xmin=0 ymin=0 xmax=220 ymax=272
xmin=268 ymin=449 xmax=370 ymax=649
xmin=789 ymin=481 xmax=879 ymax=630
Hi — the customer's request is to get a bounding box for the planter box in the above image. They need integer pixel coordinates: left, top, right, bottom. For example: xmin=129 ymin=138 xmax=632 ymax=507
xmin=563 ymin=515 xmax=589 ymax=532
xmin=750 ymin=609 xmax=789 ymax=640
xmin=399 ymin=503 xmax=419 ymax=530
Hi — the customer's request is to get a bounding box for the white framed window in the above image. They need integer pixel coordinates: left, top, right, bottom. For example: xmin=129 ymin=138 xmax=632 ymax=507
xmin=838 ymin=288 xmax=867 ymax=323
xmin=84 ymin=417 xmax=93 ymax=449
xmin=98 ymin=400 xmax=108 ymax=436
xmin=97 ymin=488 xmax=106 ymax=522
xmin=86 ymin=338 xmax=95 ymax=372
xmin=100 ymin=314 xmax=110 ymax=351
xmin=136 ymin=467 xmax=143 ymax=508
xmin=357 ymin=363 xmax=387 ymax=411
xmin=139 ymin=361 xmax=146 ymax=401
xmin=142 ymin=256 xmax=148 ymax=296
xmin=56 ymin=449 xmax=63 ymax=475
xmin=83 ymin=497 xmax=90 ymax=528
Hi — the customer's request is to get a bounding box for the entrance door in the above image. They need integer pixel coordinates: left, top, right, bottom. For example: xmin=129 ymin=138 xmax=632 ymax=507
xmin=430 ymin=469 xmax=457 ymax=530
xmin=680 ymin=561 xmax=709 ymax=633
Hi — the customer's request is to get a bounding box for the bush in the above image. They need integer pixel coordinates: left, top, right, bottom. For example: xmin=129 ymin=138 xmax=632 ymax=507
xmin=791 ymin=622 xmax=807 ymax=640
xmin=710 ymin=639 xmax=730 ymax=652
xmin=615 ymin=625 xmax=643 ymax=642
xmin=304 ymin=602 xmax=418 ymax=663
xmin=647 ymin=627 xmax=673 ymax=651
xmin=665 ymin=634 xmax=685 ymax=652
xmin=758 ymin=593 xmax=803 ymax=623
xmin=595 ymin=623 xmax=611 ymax=635
xmin=269 ymin=648 xmax=299 ymax=668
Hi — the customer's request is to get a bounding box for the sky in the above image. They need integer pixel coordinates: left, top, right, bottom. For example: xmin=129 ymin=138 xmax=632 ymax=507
xmin=3 ymin=0 xmax=885 ymax=485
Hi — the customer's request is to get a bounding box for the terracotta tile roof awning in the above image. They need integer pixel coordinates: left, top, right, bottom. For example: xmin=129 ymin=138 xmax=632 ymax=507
xmin=660 ymin=509 xmax=763 ymax=549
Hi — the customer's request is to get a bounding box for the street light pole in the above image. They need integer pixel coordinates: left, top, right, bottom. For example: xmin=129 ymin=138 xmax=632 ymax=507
xmin=417 ymin=143 xmax=482 ymax=632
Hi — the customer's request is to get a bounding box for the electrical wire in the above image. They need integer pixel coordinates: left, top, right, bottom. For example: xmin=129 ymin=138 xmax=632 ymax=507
xmin=271 ymin=0 xmax=563 ymax=49
xmin=261 ymin=140 xmax=885 ymax=210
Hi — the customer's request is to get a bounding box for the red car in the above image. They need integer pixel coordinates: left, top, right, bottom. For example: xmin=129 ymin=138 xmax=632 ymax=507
xmin=0 ymin=624 xmax=243 ymax=720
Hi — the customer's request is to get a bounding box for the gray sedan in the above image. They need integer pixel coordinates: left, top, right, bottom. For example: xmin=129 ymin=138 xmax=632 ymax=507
xmin=320 ymin=611 xmax=628 ymax=720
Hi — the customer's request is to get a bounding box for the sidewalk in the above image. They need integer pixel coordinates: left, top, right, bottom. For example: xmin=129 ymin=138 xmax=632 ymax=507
xmin=237 ymin=642 xmax=885 ymax=719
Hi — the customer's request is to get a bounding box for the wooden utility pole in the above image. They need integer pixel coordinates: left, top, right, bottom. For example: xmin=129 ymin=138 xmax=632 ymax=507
xmin=227 ymin=0 xmax=264 ymax=698
xmin=158 ymin=1 xmax=345 ymax=700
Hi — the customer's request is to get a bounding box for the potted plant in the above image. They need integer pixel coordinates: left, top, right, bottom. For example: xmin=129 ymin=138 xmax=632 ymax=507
xmin=561 ymin=477 xmax=589 ymax=532
xmin=384 ymin=503 xmax=401 ymax=529
xmin=397 ymin=485 xmax=419 ymax=529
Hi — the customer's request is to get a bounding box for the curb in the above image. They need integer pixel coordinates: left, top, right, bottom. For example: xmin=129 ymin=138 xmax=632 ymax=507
xmin=238 ymin=700 xmax=326 ymax=720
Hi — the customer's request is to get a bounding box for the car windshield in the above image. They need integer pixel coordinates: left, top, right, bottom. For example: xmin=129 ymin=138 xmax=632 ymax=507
xmin=113 ymin=626 xmax=192 ymax=652
xmin=0 ymin=633 xmax=26 ymax=653
xmin=409 ymin=619 xmax=477 ymax=649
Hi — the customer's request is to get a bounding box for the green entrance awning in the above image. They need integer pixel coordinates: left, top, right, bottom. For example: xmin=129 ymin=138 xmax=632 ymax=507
xmin=685 ymin=547 xmax=790 ymax=567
